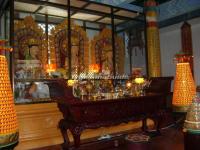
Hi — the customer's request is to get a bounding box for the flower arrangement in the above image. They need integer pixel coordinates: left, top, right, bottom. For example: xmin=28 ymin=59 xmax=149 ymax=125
xmin=133 ymin=77 xmax=151 ymax=96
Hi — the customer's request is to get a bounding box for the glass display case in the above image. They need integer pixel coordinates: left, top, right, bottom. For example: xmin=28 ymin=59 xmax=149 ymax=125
xmin=0 ymin=1 xmax=152 ymax=149
xmin=12 ymin=0 xmax=146 ymax=104
xmin=14 ymin=79 xmax=52 ymax=104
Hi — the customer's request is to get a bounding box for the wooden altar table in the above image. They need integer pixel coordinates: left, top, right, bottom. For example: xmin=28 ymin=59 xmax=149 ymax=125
xmin=47 ymin=80 xmax=165 ymax=149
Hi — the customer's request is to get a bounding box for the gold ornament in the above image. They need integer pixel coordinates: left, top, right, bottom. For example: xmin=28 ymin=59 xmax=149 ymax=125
xmin=90 ymin=28 xmax=125 ymax=74
xmin=14 ymin=16 xmax=47 ymax=68
xmin=49 ymin=20 xmax=89 ymax=73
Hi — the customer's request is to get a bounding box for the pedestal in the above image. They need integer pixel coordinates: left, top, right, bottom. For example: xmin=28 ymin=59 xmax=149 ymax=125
xmin=184 ymin=131 xmax=200 ymax=150
xmin=0 ymin=142 xmax=18 ymax=150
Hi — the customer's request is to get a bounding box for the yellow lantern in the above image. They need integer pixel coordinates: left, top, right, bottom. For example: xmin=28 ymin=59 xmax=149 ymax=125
xmin=172 ymin=62 xmax=196 ymax=112
xmin=89 ymin=64 xmax=100 ymax=73
xmin=45 ymin=63 xmax=56 ymax=73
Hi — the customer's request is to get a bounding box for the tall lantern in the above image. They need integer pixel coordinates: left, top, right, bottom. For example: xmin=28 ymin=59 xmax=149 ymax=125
xmin=172 ymin=54 xmax=196 ymax=112
xmin=0 ymin=39 xmax=18 ymax=148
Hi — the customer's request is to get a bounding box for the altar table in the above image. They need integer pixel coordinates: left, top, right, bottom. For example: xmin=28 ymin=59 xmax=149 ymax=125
xmin=47 ymin=80 xmax=166 ymax=149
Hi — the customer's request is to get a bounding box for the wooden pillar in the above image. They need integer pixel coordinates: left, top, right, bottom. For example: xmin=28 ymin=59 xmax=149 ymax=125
xmin=111 ymin=7 xmax=116 ymax=76
xmin=9 ymin=0 xmax=14 ymax=89
xmin=145 ymin=0 xmax=161 ymax=77
xmin=67 ymin=0 xmax=71 ymax=78
xmin=181 ymin=22 xmax=194 ymax=75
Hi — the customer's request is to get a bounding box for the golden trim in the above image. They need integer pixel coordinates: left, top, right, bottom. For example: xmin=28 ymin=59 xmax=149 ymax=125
xmin=147 ymin=27 xmax=161 ymax=77
xmin=14 ymin=16 xmax=47 ymax=68
xmin=49 ymin=20 xmax=89 ymax=73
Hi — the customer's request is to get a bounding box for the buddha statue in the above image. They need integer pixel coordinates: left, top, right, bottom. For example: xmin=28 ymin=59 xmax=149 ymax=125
xmin=15 ymin=38 xmax=42 ymax=79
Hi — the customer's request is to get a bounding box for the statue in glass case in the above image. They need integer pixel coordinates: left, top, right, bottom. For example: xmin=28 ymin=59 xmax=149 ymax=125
xmin=91 ymin=28 xmax=125 ymax=75
xmin=49 ymin=20 xmax=89 ymax=77
xmin=14 ymin=16 xmax=47 ymax=79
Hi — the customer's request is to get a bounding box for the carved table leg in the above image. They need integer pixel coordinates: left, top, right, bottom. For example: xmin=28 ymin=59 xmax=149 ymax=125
xmin=153 ymin=117 xmax=161 ymax=135
xmin=73 ymin=133 xmax=81 ymax=148
xmin=71 ymin=127 xmax=83 ymax=148
xmin=142 ymin=117 xmax=148 ymax=132
xmin=142 ymin=116 xmax=161 ymax=136
xmin=59 ymin=119 xmax=70 ymax=150
xmin=147 ymin=113 xmax=161 ymax=136
xmin=155 ymin=111 xmax=163 ymax=135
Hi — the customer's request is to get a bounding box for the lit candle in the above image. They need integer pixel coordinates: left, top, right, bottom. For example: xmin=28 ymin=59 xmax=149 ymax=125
xmin=126 ymin=81 xmax=132 ymax=89
xmin=46 ymin=64 xmax=56 ymax=73
xmin=68 ymin=80 xmax=76 ymax=86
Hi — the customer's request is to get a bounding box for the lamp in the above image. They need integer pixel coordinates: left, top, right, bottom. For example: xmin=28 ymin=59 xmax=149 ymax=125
xmin=45 ymin=64 xmax=56 ymax=73
xmin=89 ymin=64 xmax=100 ymax=73
xmin=172 ymin=59 xmax=196 ymax=112
xmin=88 ymin=64 xmax=100 ymax=79
xmin=45 ymin=63 xmax=56 ymax=78
xmin=134 ymin=77 xmax=145 ymax=84
xmin=0 ymin=39 xmax=18 ymax=148
xmin=67 ymin=79 xmax=77 ymax=86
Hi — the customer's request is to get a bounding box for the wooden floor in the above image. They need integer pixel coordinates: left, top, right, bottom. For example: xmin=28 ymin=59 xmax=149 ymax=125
xmin=32 ymin=127 xmax=184 ymax=150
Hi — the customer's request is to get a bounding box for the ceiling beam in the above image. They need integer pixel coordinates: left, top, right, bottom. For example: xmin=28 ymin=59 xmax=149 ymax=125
xmin=15 ymin=0 xmax=142 ymax=22
xmin=34 ymin=5 xmax=43 ymax=14
xmin=15 ymin=16 xmax=101 ymax=31
xmin=118 ymin=3 xmax=143 ymax=13
xmin=80 ymin=0 xmax=143 ymax=14
xmin=14 ymin=9 xmax=111 ymax=26
xmin=159 ymin=8 xmax=200 ymax=28
xmin=116 ymin=0 xmax=143 ymax=13
xmin=88 ymin=0 xmax=143 ymax=13
xmin=158 ymin=0 xmax=200 ymax=21
xmin=120 ymin=0 xmax=137 ymax=3
xmin=71 ymin=2 xmax=90 ymax=16
xmin=93 ymin=9 xmax=120 ymax=23
xmin=89 ymin=0 xmax=128 ymax=5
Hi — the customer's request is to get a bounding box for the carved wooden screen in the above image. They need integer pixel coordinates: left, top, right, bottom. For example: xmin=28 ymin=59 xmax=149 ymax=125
xmin=49 ymin=20 xmax=89 ymax=75
xmin=91 ymin=28 xmax=124 ymax=74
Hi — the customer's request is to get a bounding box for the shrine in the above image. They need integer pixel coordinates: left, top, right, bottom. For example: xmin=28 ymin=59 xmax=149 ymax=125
xmin=0 ymin=0 xmax=200 ymax=150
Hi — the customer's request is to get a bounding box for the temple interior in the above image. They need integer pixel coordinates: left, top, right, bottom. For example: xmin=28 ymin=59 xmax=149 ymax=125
xmin=0 ymin=0 xmax=200 ymax=150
